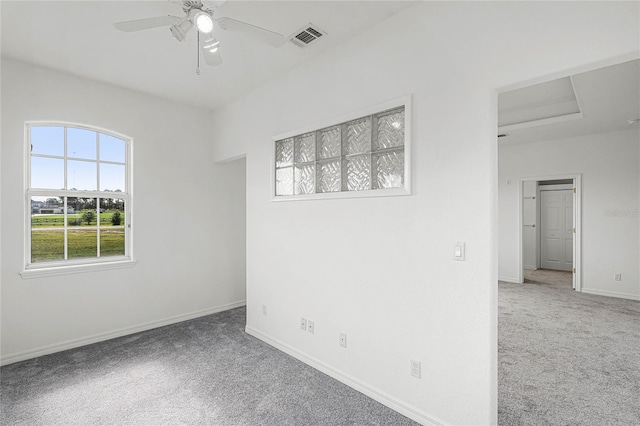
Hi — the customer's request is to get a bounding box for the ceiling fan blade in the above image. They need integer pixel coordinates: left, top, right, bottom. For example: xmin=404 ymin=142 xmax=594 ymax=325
xmin=215 ymin=17 xmax=285 ymax=48
xmin=114 ymin=15 xmax=180 ymax=32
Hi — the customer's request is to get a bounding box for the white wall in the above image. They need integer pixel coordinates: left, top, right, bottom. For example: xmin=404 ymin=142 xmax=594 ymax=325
xmin=0 ymin=59 xmax=246 ymax=364
xmin=209 ymin=2 xmax=639 ymax=425
xmin=499 ymin=129 xmax=640 ymax=300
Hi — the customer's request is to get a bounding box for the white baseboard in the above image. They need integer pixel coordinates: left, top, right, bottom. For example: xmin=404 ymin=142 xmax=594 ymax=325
xmin=499 ymin=276 xmax=520 ymax=283
xmin=581 ymin=288 xmax=640 ymax=301
xmin=1 ymin=300 xmax=246 ymax=366
xmin=245 ymin=326 xmax=447 ymax=426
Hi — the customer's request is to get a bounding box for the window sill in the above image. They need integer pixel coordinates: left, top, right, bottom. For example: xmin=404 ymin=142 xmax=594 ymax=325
xmin=20 ymin=259 xmax=137 ymax=279
xmin=271 ymin=187 xmax=411 ymax=202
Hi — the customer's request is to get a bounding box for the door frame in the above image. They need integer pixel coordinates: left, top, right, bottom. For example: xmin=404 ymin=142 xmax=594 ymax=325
xmin=517 ymin=173 xmax=582 ymax=290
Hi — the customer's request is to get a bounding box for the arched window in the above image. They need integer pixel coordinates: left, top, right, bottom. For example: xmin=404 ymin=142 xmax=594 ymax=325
xmin=24 ymin=122 xmax=133 ymax=275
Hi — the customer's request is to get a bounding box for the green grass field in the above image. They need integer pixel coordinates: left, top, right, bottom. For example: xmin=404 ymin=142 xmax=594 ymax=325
xmin=31 ymin=211 xmax=125 ymax=228
xmin=31 ymin=229 xmax=125 ymax=262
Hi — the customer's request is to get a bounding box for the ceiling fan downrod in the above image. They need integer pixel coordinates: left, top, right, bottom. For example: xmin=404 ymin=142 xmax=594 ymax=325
xmin=196 ymin=31 xmax=201 ymax=75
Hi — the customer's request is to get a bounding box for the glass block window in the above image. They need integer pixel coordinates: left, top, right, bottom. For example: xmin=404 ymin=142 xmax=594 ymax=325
xmin=25 ymin=123 xmax=132 ymax=271
xmin=274 ymin=106 xmax=406 ymax=197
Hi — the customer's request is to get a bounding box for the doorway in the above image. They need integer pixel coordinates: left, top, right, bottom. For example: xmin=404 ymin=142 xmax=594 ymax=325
xmin=539 ymin=185 xmax=573 ymax=271
xmin=519 ymin=175 xmax=581 ymax=290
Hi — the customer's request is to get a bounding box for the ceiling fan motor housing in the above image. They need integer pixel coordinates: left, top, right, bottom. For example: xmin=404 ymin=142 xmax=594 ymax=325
xmin=181 ymin=1 xmax=213 ymax=16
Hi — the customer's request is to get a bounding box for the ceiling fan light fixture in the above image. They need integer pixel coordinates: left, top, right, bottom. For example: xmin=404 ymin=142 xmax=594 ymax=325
xmin=204 ymin=38 xmax=220 ymax=53
xmin=170 ymin=19 xmax=193 ymax=42
xmin=194 ymin=11 xmax=214 ymax=34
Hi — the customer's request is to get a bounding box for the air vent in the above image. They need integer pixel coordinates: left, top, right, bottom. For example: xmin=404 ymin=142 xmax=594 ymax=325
xmin=289 ymin=24 xmax=326 ymax=48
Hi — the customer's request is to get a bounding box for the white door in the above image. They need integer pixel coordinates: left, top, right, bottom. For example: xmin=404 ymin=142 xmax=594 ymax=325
xmin=540 ymin=190 xmax=573 ymax=271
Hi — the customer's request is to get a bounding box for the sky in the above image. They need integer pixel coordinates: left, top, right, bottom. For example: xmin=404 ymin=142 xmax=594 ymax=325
xmin=30 ymin=126 xmax=126 ymax=192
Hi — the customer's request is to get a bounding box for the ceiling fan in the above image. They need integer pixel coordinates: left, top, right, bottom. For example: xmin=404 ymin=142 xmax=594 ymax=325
xmin=113 ymin=0 xmax=286 ymax=70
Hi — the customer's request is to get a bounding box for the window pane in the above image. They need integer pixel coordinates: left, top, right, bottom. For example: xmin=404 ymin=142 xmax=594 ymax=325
xmin=30 ymin=126 xmax=64 ymax=157
xmin=31 ymin=157 xmax=64 ymax=189
xmin=374 ymin=150 xmax=404 ymax=189
xmin=99 ymin=198 xmax=125 ymax=226
xmin=345 ymin=117 xmax=371 ymax=155
xmin=294 ymin=133 xmax=315 ymax=164
xmin=100 ymin=198 xmax=125 ymax=257
xmin=68 ymin=229 xmax=97 ymax=259
xmin=318 ymin=126 xmax=341 ymax=159
xmin=274 ymin=105 xmax=406 ymax=198
xmin=68 ymin=160 xmax=97 ymax=190
xmin=68 ymin=197 xmax=97 ymax=224
xmin=67 ymin=128 xmax=97 ymax=160
xmin=276 ymin=139 xmax=293 ymax=168
xmin=346 ymin=154 xmax=371 ymax=191
xmin=68 ymin=198 xmax=97 ymax=259
xmin=317 ymin=159 xmax=340 ymax=193
xmin=294 ymin=164 xmax=315 ymax=195
xmin=100 ymin=163 xmax=125 ymax=192
xmin=31 ymin=196 xmax=64 ymax=263
xmin=31 ymin=229 xmax=65 ymax=263
xmin=275 ymin=167 xmax=293 ymax=196
xmin=100 ymin=228 xmax=125 ymax=257
xmin=374 ymin=108 xmax=405 ymax=150
xmin=100 ymin=134 xmax=126 ymax=163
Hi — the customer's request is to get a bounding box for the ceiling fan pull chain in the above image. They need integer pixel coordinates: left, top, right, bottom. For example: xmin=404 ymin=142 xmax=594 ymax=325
xmin=196 ymin=31 xmax=201 ymax=75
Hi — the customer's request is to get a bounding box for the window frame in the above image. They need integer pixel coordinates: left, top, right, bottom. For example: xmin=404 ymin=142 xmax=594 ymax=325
xmin=21 ymin=121 xmax=135 ymax=278
xmin=271 ymin=95 xmax=411 ymax=201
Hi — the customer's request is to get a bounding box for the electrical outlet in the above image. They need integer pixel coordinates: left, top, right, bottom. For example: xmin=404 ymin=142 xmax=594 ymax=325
xmin=300 ymin=317 xmax=307 ymax=331
xmin=339 ymin=332 xmax=347 ymax=348
xmin=614 ymin=273 xmax=622 ymax=281
xmin=410 ymin=360 xmax=421 ymax=378
xmin=307 ymin=320 xmax=314 ymax=334
xmin=262 ymin=305 xmax=268 ymax=316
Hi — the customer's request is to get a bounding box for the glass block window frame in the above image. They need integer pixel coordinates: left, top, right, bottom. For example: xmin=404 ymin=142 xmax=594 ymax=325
xmin=272 ymin=96 xmax=410 ymax=200
xmin=22 ymin=122 xmax=135 ymax=277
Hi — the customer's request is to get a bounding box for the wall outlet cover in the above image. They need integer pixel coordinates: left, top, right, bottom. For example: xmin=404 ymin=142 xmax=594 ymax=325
xmin=339 ymin=332 xmax=347 ymax=348
xmin=410 ymin=359 xmax=421 ymax=378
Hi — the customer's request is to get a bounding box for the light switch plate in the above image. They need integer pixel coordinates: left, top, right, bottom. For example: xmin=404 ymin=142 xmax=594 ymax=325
xmin=454 ymin=241 xmax=465 ymax=261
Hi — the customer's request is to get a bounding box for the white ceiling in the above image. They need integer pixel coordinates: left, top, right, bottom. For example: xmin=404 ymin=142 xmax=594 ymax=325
xmin=498 ymin=59 xmax=640 ymax=145
xmin=498 ymin=77 xmax=580 ymax=128
xmin=3 ymin=2 xmax=637 ymax=143
xmin=1 ymin=0 xmax=415 ymax=111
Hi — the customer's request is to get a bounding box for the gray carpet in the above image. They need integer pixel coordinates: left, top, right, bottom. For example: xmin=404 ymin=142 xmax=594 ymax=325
xmin=523 ymin=269 xmax=572 ymax=287
xmin=1 ymin=307 xmax=417 ymax=425
xmin=499 ymin=281 xmax=640 ymax=425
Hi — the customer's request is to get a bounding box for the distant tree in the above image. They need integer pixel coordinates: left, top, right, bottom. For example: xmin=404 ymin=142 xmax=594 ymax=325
xmin=84 ymin=198 xmax=97 ymax=210
xmin=45 ymin=198 xmax=59 ymax=206
xmin=111 ymin=211 xmax=122 ymax=226
xmin=81 ymin=210 xmax=95 ymax=225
